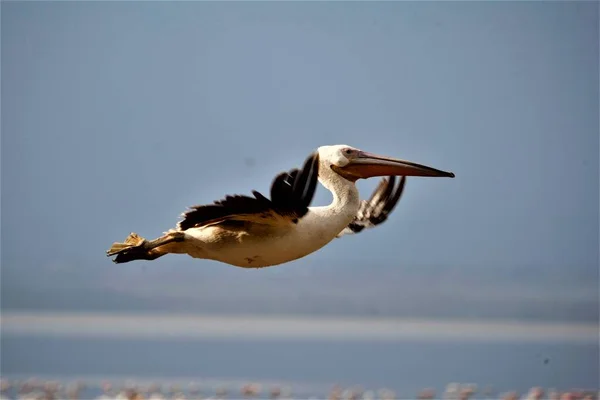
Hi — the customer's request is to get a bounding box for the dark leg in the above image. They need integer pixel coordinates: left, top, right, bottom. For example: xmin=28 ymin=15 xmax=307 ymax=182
xmin=106 ymin=231 xmax=185 ymax=263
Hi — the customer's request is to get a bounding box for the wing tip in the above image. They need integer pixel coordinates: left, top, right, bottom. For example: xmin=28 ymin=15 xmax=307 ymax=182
xmin=339 ymin=174 xmax=407 ymax=237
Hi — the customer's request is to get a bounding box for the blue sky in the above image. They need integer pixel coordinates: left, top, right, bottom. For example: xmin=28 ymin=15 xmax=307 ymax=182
xmin=1 ymin=1 xmax=598 ymax=321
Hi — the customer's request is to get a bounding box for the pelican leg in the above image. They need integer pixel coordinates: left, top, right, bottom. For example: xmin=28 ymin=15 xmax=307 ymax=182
xmin=107 ymin=231 xmax=185 ymax=263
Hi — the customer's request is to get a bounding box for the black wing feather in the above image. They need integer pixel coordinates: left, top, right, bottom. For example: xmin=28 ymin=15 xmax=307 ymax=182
xmin=338 ymin=176 xmax=406 ymax=237
xmin=178 ymin=152 xmax=320 ymax=231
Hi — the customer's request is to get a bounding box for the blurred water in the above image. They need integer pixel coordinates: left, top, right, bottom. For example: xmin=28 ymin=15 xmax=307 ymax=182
xmin=2 ymin=334 xmax=598 ymax=397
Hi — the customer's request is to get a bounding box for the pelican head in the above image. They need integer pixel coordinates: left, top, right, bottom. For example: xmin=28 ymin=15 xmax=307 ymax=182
xmin=318 ymin=144 xmax=455 ymax=181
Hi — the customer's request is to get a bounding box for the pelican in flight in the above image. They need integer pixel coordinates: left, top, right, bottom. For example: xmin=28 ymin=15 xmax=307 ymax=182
xmin=107 ymin=144 xmax=454 ymax=268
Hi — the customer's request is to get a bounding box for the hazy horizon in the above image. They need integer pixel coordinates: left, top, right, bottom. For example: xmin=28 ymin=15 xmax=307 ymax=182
xmin=3 ymin=311 xmax=598 ymax=343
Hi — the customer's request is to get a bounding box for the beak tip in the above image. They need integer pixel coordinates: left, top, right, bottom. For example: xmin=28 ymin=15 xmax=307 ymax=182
xmin=448 ymin=172 xmax=455 ymax=178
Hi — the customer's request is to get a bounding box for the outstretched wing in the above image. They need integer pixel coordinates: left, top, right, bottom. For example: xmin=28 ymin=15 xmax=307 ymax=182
xmin=177 ymin=151 xmax=320 ymax=230
xmin=336 ymin=176 xmax=406 ymax=238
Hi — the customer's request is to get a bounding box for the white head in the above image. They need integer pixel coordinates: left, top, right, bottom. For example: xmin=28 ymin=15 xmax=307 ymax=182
xmin=317 ymin=144 xmax=455 ymax=182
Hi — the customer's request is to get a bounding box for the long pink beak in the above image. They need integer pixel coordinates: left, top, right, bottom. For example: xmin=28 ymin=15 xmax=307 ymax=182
xmin=339 ymin=151 xmax=455 ymax=179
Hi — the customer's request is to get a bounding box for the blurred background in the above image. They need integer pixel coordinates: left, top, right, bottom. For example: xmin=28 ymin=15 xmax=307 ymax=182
xmin=1 ymin=1 xmax=598 ymax=399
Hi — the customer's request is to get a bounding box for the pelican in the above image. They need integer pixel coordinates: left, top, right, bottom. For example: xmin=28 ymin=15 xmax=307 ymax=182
xmin=107 ymin=144 xmax=454 ymax=268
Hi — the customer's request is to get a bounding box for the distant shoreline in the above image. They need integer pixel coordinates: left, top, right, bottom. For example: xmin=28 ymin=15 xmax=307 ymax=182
xmin=2 ymin=312 xmax=597 ymax=343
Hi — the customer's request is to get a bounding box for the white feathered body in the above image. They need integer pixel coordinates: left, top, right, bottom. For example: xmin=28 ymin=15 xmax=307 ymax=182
xmin=173 ymin=180 xmax=360 ymax=268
